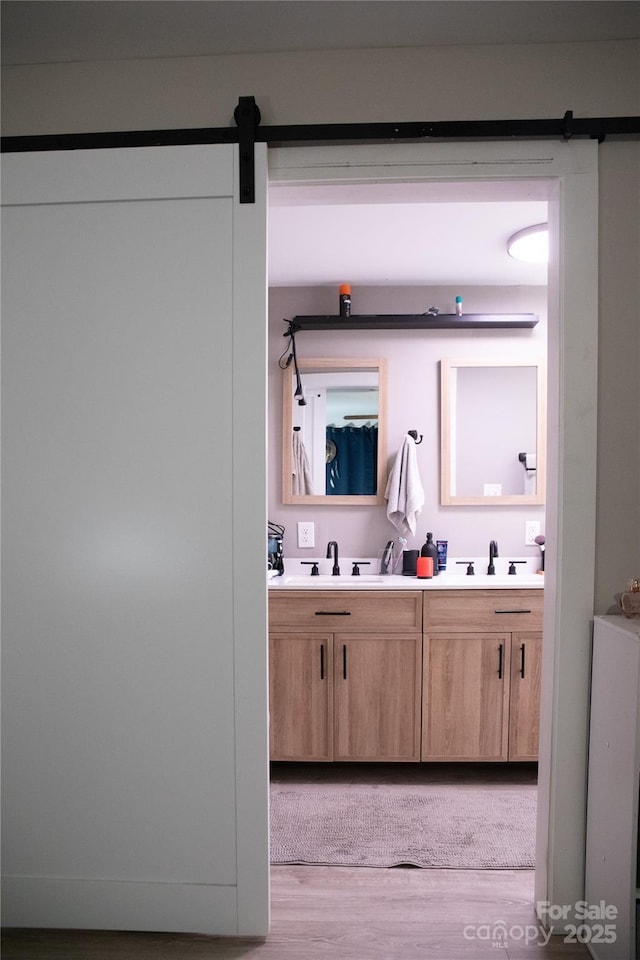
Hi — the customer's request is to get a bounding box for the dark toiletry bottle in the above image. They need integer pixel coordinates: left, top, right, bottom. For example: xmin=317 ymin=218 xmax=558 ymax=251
xmin=339 ymin=284 xmax=351 ymax=317
xmin=421 ymin=532 xmax=439 ymax=576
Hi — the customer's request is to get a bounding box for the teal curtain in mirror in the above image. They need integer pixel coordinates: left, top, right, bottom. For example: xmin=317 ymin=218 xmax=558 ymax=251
xmin=326 ymin=424 xmax=378 ymax=495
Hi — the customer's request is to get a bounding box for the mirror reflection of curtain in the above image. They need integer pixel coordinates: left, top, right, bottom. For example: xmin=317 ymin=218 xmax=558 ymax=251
xmin=326 ymin=424 xmax=378 ymax=495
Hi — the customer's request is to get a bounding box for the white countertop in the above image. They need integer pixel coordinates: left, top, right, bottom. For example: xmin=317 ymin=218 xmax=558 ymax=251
xmin=268 ymin=557 xmax=544 ymax=590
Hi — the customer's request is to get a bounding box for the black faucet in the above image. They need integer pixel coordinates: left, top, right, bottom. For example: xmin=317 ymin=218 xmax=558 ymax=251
xmin=326 ymin=541 xmax=340 ymax=576
xmin=488 ymin=540 xmax=499 ymax=575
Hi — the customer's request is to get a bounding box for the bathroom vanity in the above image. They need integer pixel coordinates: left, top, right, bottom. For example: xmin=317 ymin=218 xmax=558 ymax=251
xmin=268 ymin=579 xmax=543 ymax=763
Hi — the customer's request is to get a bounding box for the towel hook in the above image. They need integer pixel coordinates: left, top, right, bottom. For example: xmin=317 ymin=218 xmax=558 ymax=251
xmin=408 ymin=430 xmax=423 ymax=445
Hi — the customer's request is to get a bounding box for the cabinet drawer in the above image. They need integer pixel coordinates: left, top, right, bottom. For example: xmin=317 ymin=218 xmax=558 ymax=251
xmin=269 ymin=591 xmax=422 ymax=633
xmin=424 ymin=590 xmax=543 ymax=632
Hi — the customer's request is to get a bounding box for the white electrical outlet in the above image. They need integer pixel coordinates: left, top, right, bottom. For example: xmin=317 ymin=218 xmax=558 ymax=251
xmin=297 ymin=521 xmax=315 ymax=549
xmin=525 ymin=520 xmax=541 ymax=545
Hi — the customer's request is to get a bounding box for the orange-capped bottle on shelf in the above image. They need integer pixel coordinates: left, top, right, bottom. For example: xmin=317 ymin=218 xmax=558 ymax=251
xmin=339 ymin=284 xmax=351 ymax=317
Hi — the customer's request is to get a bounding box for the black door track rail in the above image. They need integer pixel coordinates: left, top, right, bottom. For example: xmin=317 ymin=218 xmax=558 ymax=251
xmin=2 ymin=99 xmax=639 ymax=203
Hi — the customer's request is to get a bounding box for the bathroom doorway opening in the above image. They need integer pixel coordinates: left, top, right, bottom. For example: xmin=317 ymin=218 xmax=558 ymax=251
xmin=266 ymin=166 xmax=547 ymax=871
xmin=264 ymin=137 xmax=599 ymax=913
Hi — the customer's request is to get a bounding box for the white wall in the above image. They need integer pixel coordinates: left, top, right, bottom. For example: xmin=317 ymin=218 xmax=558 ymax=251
xmin=3 ymin=39 xmax=638 ymax=134
xmin=596 ymin=142 xmax=640 ymax=613
xmin=269 ymin=284 xmax=546 ymax=561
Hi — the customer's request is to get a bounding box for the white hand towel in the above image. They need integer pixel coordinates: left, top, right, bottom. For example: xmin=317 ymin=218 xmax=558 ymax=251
xmin=292 ymin=431 xmax=313 ymax=495
xmin=384 ymin=434 xmax=424 ymax=536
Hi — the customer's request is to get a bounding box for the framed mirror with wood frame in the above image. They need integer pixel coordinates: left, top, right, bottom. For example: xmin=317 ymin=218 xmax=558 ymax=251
xmin=440 ymin=357 xmax=546 ymax=506
xmin=282 ymin=357 xmax=387 ymax=506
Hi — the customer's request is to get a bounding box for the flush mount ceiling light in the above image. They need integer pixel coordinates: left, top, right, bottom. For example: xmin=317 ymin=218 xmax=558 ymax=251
xmin=507 ymin=223 xmax=549 ymax=263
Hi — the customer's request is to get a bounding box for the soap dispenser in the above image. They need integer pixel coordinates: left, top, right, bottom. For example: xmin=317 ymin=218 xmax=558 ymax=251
xmin=421 ymin=532 xmax=439 ymax=576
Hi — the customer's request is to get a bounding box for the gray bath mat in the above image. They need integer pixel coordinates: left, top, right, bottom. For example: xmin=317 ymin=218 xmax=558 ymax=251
xmin=270 ymin=787 xmax=536 ymax=869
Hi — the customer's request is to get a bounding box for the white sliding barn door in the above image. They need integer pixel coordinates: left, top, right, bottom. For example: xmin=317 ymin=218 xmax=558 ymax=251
xmin=1 ymin=145 xmax=269 ymax=934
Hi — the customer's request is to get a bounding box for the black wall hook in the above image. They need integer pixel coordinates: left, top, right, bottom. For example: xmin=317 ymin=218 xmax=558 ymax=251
xmin=408 ymin=430 xmax=423 ymax=444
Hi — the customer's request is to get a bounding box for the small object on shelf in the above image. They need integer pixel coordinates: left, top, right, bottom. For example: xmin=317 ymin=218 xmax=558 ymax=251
xmin=416 ymin=556 xmax=433 ymax=579
xmin=339 ymin=284 xmax=351 ymax=317
xmin=620 ymin=592 xmax=640 ymax=617
xmin=455 ymin=296 xmax=463 ymax=316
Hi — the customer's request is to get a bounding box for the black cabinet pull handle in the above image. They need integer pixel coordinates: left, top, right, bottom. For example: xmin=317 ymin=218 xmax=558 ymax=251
xmin=342 ymin=644 xmax=347 ymax=680
xmin=520 ymin=642 xmax=526 ymax=678
xmin=498 ymin=642 xmax=504 ymax=679
xmin=320 ymin=643 xmax=325 ymax=680
xmin=315 ymin=611 xmax=351 ymax=616
xmin=495 ymin=609 xmax=531 ymax=615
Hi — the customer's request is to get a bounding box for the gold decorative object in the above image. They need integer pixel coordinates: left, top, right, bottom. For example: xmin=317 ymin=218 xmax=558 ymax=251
xmin=620 ymin=592 xmax=640 ymax=618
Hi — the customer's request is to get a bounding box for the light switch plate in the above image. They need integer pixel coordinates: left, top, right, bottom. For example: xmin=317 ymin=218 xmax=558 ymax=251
xmin=297 ymin=521 xmax=315 ymax=548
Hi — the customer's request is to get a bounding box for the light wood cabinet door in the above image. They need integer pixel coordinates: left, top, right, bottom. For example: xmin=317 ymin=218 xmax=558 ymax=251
xmin=508 ymin=632 xmax=542 ymax=761
xmin=269 ymin=633 xmax=333 ymax=761
xmin=422 ymin=633 xmax=511 ymax=761
xmin=334 ymin=634 xmax=422 ymax=761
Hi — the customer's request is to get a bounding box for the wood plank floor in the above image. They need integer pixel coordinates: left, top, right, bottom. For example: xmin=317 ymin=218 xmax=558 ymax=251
xmin=0 ymin=868 xmax=591 ymax=960
xmin=2 ymin=764 xmax=589 ymax=959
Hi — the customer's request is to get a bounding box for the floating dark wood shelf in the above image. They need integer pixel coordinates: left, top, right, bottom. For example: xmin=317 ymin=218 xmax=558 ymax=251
xmin=287 ymin=313 xmax=538 ymax=332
